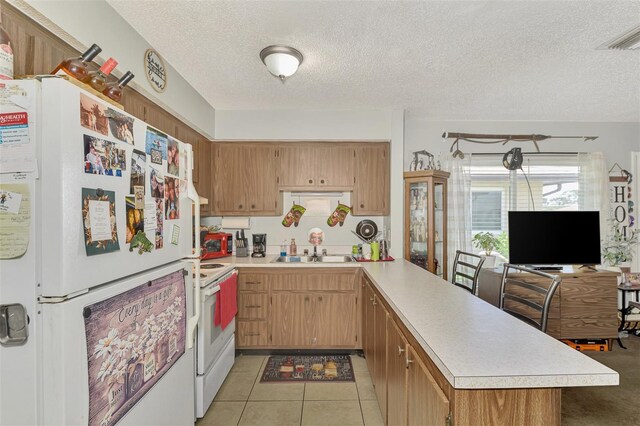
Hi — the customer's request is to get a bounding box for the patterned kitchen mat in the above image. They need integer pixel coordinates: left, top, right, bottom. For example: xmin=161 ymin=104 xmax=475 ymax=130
xmin=260 ymin=355 xmax=355 ymax=382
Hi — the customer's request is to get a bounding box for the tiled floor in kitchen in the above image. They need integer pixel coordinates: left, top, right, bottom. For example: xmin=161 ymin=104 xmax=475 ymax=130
xmin=196 ymin=354 xmax=383 ymax=426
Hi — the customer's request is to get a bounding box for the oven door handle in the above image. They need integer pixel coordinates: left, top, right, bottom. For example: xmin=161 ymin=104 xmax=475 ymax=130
xmin=204 ymin=285 xmax=221 ymax=297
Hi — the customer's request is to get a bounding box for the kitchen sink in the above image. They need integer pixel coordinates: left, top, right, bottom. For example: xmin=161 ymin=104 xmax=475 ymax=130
xmin=271 ymin=255 xmax=354 ymax=263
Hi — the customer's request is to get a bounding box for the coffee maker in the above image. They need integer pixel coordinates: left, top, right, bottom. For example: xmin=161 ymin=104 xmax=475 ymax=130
xmin=252 ymin=234 xmax=267 ymax=257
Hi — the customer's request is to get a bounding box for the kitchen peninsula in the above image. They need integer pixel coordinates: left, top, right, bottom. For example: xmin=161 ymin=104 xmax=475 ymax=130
xmin=210 ymin=256 xmax=618 ymax=425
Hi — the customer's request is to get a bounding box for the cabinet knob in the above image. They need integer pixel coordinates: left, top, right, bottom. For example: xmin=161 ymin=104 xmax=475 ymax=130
xmin=318 ymin=296 xmax=323 ymax=302
xmin=309 ymin=179 xmax=313 ymax=184
xmin=251 ymin=204 xmax=255 ymax=209
xmin=398 ymin=346 xmax=405 ymax=356
xmin=320 ymin=179 xmax=325 ymax=184
xmin=239 ymin=204 xmax=243 ymax=209
xmin=360 ymin=204 xmax=365 ymax=208
xmin=305 ymin=297 xmax=310 ymax=302
xmin=406 ymin=357 xmax=414 ymax=368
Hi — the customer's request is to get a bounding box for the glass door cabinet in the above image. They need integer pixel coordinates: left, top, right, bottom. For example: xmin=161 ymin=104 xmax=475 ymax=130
xmin=403 ymin=170 xmax=450 ymax=279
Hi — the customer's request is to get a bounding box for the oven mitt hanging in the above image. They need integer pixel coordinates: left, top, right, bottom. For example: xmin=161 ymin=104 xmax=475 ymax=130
xmin=282 ymin=203 xmax=306 ymax=227
xmin=327 ymin=203 xmax=351 ymax=227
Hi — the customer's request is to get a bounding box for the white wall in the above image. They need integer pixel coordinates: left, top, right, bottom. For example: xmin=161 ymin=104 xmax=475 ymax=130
xmin=11 ymin=0 xmax=215 ymax=138
xmin=404 ymin=119 xmax=640 ymax=169
xmin=207 ymin=109 xmax=404 ymax=257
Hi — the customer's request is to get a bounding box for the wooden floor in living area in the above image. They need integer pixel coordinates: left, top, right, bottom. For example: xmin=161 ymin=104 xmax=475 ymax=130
xmin=562 ymin=335 xmax=640 ymax=426
xmin=196 ymin=355 xmax=383 ymax=426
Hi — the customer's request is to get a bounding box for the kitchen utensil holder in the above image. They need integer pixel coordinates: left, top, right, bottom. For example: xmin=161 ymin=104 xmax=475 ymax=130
xmin=236 ymin=247 xmax=250 ymax=257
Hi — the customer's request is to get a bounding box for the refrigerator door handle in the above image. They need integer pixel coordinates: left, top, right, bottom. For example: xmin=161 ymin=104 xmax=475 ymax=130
xmin=185 ymin=171 xmax=201 ymax=349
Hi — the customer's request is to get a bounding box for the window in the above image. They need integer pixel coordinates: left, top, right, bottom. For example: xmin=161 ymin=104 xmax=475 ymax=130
xmin=472 ymin=190 xmax=503 ymax=231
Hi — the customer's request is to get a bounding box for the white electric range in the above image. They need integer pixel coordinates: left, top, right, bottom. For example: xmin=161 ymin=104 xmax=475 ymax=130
xmin=194 ymin=261 xmax=237 ymax=417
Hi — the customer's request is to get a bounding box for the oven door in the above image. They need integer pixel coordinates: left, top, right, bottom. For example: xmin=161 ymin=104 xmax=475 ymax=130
xmin=197 ymin=275 xmax=236 ymax=375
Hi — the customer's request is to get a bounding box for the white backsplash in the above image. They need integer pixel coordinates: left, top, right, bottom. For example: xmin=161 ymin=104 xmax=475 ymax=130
xmin=201 ymin=192 xmax=389 ymax=255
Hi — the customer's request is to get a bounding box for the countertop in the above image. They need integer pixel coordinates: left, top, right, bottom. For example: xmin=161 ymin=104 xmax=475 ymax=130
xmin=213 ymin=255 xmax=619 ymax=389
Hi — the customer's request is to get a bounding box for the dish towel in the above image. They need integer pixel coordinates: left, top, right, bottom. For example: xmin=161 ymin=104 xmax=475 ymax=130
xmin=214 ymin=272 xmax=238 ymax=330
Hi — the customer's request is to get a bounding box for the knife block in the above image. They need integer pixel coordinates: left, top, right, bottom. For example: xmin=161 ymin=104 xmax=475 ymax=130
xmin=236 ymin=247 xmax=250 ymax=257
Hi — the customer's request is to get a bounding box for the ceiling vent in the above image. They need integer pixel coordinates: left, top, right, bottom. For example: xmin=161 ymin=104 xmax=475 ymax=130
xmin=598 ymin=25 xmax=640 ymax=50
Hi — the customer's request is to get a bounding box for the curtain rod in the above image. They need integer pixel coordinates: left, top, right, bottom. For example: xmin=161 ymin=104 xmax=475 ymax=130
xmin=469 ymin=151 xmax=587 ymax=156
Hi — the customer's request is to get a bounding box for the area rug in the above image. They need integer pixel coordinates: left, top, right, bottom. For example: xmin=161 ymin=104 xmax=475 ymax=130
xmin=260 ymin=355 xmax=355 ymax=382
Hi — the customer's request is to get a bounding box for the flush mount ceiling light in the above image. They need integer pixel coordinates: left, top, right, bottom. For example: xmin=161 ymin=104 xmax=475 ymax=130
xmin=259 ymin=45 xmax=303 ymax=82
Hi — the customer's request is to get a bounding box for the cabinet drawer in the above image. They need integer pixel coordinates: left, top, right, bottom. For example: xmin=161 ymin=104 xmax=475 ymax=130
xmin=271 ymin=270 xmax=357 ymax=292
xmin=562 ymin=276 xmax=617 ymax=299
xmin=560 ymin=318 xmax=618 ymax=339
xmin=562 ymin=297 xmax=617 ymax=319
xmin=238 ymin=274 xmax=268 ymax=292
xmin=237 ymin=321 xmax=268 ymax=347
xmin=238 ymin=293 xmax=269 ymax=319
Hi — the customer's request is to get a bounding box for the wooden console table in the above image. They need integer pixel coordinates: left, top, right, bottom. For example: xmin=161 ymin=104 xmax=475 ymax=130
xmin=478 ymin=266 xmax=619 ymax=340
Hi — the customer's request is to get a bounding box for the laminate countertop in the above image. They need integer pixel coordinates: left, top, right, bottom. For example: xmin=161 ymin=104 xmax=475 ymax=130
xmin=211 ymin=256 xmax=619 ymax=389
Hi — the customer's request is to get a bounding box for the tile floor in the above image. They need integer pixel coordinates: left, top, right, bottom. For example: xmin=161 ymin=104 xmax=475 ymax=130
xmin=196 ymin=355 xmax=383 ymax=426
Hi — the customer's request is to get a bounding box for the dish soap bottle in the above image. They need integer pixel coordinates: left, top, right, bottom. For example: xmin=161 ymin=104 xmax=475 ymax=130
xmin=290 ymin=238 xmax=297 ymax=256
xmin=280 ymin=240 xmax=288 ymax=257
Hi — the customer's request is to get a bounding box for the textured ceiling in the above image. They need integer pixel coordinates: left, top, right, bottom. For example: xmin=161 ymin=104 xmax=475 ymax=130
xmin=107 ymin=0 xmax=640 ymax=121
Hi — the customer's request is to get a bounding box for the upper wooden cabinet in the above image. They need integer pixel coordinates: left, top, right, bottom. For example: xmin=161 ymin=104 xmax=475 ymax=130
xmin=206 ymin=141 xmax=389 ymax=217
xmin=353 ymin=143 xmax=390 ymax=216
xmin=279 ymin=143 xmax=355 ymax=190
xmin=212 ymin=143 xmax=281 ymax=216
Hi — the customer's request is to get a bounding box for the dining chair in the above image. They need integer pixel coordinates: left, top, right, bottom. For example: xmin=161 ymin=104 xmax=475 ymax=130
xmin=499 ymin=264 xmax=562 ymax=333
xmin=451 ymin=250 xmax=486 ymax=295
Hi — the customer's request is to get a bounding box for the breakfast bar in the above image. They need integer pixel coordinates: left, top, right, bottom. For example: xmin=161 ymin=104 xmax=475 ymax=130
xmin=213 ymin=256 xmax=619 ymax=425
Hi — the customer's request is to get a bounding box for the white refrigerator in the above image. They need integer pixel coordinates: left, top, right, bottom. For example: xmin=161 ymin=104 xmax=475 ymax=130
xmin=0 ymin=77 xmax=201 ymax=426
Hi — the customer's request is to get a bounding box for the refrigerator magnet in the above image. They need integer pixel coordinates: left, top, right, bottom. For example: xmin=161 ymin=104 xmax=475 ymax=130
xmin=171 ymin=224 xmax=180 ymax=245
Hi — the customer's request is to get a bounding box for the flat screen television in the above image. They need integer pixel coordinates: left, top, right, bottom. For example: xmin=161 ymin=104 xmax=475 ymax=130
xmin=508 ymin=211 xmax=601 ymax=266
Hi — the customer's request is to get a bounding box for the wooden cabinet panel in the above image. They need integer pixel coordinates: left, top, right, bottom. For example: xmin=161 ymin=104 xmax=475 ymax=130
xmin=245 ymin=145 xmax=280 ymax=214
xmin=271 ymin=269 xmax=357 ymax=292
xmin=279 ymin=144 xmax=316 ymax=188
xmin=316 ymin=145 xmax=355 ymax=189
xmin=314 ymin=293 xmax=357 ymax=347
xmin=238 ymin=293 xmax=269 ymax=320
xmin=407 ymin=345 xmax=450 ymax=426
xmin=237 ymin=321 xmax=268 ymax=347
xmin=387 ymin=319 xmax=408 ymax=426
xmin=373 ymin=297 xmax=388 ymax=421
xmin=212 ymin=144 xmax=247 ymax=214
xmin=238 ymin=273 xmax=268 ymax=292
xmin=196 ymin=140 xmax=212 ymax=216
xmin=561 ymin=318 xmax=618 ymax=339
xmin=271 ymin=293 xmax=315 ymax=346
xmin=353 ymin=143 xmax=390 ymax=216
xmin=364 ymin=282 xmax=376 ymax=375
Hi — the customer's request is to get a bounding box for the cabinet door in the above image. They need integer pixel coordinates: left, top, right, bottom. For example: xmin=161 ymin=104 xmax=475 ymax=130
xmin=407 ymin=345 xmax=449 ymax=426
xmin=279 ymin=145 xmax=316 ymax=188
xmin=237 ymin=321 xmax=268 ymax=347
xmin=353 ymin=143 xmax=390 ymax=215
xmin=196 ymin=140 xmax=212 ymax=216
xmin=271 ymin=293 xmax=315 ymax=346
xmin=315 ymin=145 xmax=355 ymax=189
xmin=387 ymin=320 xmax=408 ymax=426
xmin=245 ymin=145 xmax=281 ymax=215
xmin=373 ymin=297 xmax=388 ymax=421
xmin=212 ymin=144 xmax=247 ymax=214
xmin=364 ymin=283 xmax=376 ymax=375
xmin=314 ymin=293 xmax=357 ymax=347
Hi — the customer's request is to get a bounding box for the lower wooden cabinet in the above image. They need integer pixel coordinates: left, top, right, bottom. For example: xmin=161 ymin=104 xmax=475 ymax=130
xmin=373 ymin=297 xmax=388 ymax=421
xmin=406 ymin=345 xmax=450 ymax=426
xmin=236 ymin=268 xmax=360 ymax=349
xmin=363 ymin=281 xmax=376 ymax=377
xmin=236 ymin=321 xmax=268 ymax=347
xmin=387 ymin=319 xmax=408 ymax=426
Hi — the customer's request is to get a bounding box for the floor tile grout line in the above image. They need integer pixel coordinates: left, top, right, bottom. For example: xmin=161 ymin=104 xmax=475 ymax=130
xmin=300 ymin=383 xmax=306 ymax=426
xmin=353 ymin=356 xmax=367 ymax=426
xmin=237 ymin=356 xmax=267 ymax=425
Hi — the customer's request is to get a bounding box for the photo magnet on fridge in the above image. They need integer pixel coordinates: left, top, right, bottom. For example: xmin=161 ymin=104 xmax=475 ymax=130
xmin=106 ymin=108 xmax=134 ymax=145
xmin=149 ymin=168 xmax=164 ymax=199
xmin=130 ymin=149 xmax=146 ymax=194
xmin=81 ymin=188 xmax=120 ymax=256
xmin=125 ymin=196 xmax=144 ymax=244
xmin=145 ymin=127 xmax=167 ymax=164
xmin=84 ymin=135 xmax=126 ymax=177
xmin=167 ymin=137 xmax=180 ymax=177
xmin=164 ymin=176 xmax=179 ymax=220
xmin=80 ymin=93 xmax=109 ymax=136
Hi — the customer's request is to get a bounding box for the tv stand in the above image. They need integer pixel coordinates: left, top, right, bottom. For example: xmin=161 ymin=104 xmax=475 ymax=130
xmin=527 ymin=265 xmax=563 ymax=272
xmin=579 ymin=264 xmax=598 ymax=272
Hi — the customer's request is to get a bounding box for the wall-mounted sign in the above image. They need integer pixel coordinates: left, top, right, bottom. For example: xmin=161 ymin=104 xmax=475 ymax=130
xmin=144 ymin=48 xmax=167 ymax=93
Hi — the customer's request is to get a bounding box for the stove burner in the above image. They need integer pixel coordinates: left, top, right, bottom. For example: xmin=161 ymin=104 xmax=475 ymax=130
xmin=201 ymin=264 xmax=225 ymax=270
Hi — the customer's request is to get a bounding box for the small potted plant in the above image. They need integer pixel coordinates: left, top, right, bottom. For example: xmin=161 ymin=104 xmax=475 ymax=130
xmin=472 ymin=232 xmax=500 ymax=268
xmin=602 ymin=220 xmax=639 ymax=285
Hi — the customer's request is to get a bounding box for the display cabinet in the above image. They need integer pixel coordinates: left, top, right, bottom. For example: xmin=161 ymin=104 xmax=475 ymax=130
xmin=403 ymin=170 xmax=450 ymax=279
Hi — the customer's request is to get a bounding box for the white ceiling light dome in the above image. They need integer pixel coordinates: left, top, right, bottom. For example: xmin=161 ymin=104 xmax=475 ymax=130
xmin=259 ymin=45 xmax=303 ymax=82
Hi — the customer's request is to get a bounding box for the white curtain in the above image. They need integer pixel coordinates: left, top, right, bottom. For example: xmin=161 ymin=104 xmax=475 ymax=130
xmin=443 ymin=156 xmax=473 ymax=278
xmin=578 ymin=152 xmax=611 ymax=259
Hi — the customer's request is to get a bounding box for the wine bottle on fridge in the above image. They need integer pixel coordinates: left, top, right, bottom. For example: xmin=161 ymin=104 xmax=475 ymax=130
xmin=0 ymin=18 xmax=13 ymax=80
xmin=51 ymin=43 xmax=102 ymax=81
xmin=83 ymin=57 xmax=118 ymax=92
xmin=103 ymin=71 xmax=134 ymax=103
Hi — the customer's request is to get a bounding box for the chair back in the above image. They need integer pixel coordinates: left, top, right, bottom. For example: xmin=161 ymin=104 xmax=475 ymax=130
xmin=499 ymin=264 xmax=562 ymax=333
xmin=451 ymin=250 xmax=486 ymax=294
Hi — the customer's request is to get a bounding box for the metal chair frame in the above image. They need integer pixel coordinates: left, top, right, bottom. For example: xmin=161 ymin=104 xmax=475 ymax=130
xmin=499 ymin=264 xmax=562 ymax=333
xmin=451 ymin=250 xmax=486 ymax=295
